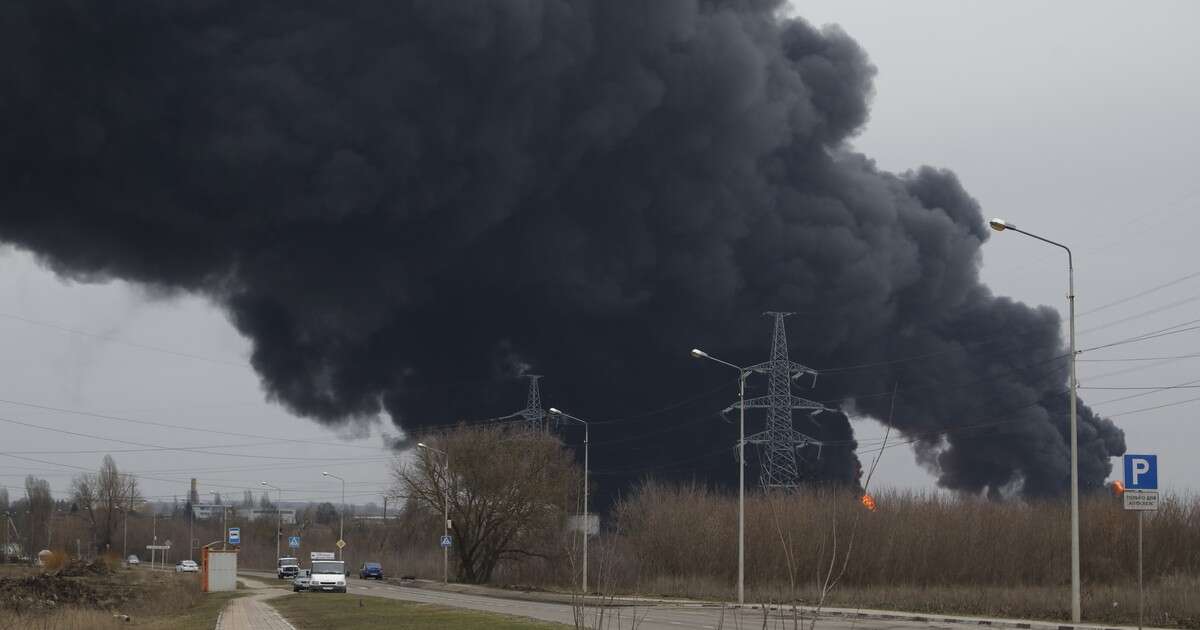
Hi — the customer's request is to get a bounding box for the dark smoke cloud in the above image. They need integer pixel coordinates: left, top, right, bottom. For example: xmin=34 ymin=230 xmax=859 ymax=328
xmin=0 ymin=0 xmax=1123 ymax=498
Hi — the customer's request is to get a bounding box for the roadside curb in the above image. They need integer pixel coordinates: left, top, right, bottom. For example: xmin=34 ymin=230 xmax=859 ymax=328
xmin=389 ymin=578 xmax=1169 ymax=630
xmin=782 ymin=606 xmax=1155 ymax=630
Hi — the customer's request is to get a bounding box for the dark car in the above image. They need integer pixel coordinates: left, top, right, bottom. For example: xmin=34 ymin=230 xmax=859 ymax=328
xmin=359 ymin=562 xmax=384 ymax=580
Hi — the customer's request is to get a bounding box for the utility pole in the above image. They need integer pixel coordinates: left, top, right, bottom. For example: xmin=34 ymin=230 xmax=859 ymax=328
xmin=547 ymin=408 xmax=591 ymax=595
xmin=261 ymin=482 xmax=282 ymax=562
xmin=151 ymin=511 xmax=157 ymax=568
xmin=321 ymin=473 xmax=346 ymax=560
xmin=119 ymin=505 xmax=128 ymax=560
xmin=2 ymin=511 xmax=8 ymax=565
xmin=417 ymin=444 xmax=450 ymax=584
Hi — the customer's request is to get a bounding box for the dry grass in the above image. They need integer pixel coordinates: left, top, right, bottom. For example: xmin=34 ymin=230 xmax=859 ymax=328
xmin=609 ymin=483 xmax=1200 ymax=588
xmin=586 ymin=482 xmax=1200 ymax=627
xmin=0 ymin=569 xmax=211 ymax=629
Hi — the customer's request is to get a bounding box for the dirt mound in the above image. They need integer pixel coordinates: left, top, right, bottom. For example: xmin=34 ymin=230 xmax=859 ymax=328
xmin=0 ymin=573 xmax=101 ymax=612
xmin=0 ymin=571 xmax=135 ymax=613
xmin=55 ymin=559 xmax=113 ymax=577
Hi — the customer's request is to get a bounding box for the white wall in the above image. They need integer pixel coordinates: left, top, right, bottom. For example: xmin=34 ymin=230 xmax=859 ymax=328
xmin=206 ymin=551 xmax=238 ymax=592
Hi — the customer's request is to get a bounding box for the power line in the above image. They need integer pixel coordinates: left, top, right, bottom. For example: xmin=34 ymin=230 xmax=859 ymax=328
xmin=0 ymin=311 xmax=250 ymax=368
xmin=1077 ymin=269 xmax=1200 ymax=318
xmin=0 ymin=414 xmax=390 ymax=462
xmin=1078 ymin=352 xmax=1200 ymax=362
xmin=0 ymin=397 xmax=388 ymax=452
xmin=1103 ymin=395 xmax=1200 ymax=419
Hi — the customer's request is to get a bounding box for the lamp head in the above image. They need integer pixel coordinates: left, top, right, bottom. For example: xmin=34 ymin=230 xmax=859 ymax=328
xmin=260 ymin=481 xmax=268 ymax=486
xmin=988 ymin=218 xmax=1014 ymax=232
xmin=548 ymin=407 xmax=562 ymax=415
xmin=417 ymin=443 xmax=428 ymax=449
xmin=321 ymin=471 xmax=330 ymax=477
xmin=690 ymin=348 xmax=708 ymax=359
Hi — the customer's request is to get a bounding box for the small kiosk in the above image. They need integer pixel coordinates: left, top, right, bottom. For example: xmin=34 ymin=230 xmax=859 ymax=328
xmin=201 ymin=542 xmax=238 ymax=592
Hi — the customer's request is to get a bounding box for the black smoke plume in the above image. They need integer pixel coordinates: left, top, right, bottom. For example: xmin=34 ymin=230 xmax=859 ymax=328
xmin=0 ymin=0 xmax=1124 ymax=498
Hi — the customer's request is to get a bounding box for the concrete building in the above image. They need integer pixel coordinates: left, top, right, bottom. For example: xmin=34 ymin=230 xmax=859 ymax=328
xmin=190 ymin=504 xmax=296 ymax=525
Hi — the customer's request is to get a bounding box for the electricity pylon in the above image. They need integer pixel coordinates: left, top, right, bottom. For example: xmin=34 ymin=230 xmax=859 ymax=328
xmin=518 ymin=374 xmax=547 ymax=432
xmin=483 ymin=374 xmax=550 ymax=431
xmin=725 ymin=312 xmax=829 ymax=488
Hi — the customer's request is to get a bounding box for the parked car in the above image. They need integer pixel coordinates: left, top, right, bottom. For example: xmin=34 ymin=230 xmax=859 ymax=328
xmin=175 ymin=560 xmax=199 ymax=573
xmin=359 ymin=562 xmax=384 ymax=580
xmin=292 ymin=568 xmax=312 ymax=592
xmin=126 ymin=555 xmax=140 ymax=566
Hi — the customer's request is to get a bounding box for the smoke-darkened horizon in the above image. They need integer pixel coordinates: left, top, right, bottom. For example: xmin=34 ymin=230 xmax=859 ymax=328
xmin=0 ymin=0 xmax=1124 ymax=498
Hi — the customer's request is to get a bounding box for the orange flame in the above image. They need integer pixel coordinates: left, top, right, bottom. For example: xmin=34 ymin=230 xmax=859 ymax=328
xmin=1111 ymin=480 xmax=1125 ymax=497
xmin=861 ymin=494 xmax=877 ymax=512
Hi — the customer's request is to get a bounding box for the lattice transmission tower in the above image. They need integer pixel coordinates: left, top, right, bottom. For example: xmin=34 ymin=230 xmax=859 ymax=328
xmin=518 ymin=374 xmax=548 ymax=431
xmin=483 ymin=374 xmax=551 ymax=431
xmin=726 ymin=312 xmax=830 ymax=489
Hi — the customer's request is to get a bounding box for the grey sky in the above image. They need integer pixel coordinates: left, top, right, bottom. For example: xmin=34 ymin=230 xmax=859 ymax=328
xmin=2 ymin=1 xmax=1198 ymax=502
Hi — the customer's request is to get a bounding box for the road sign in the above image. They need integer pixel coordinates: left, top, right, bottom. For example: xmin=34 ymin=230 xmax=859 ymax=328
xmin=1124 ymin=490 xmax=1159 ymax=511
xmin=145 ymin=544 xmax=170 ymax=550
xmin=288 ymin=536 xmax=300 ymax=549
xmin=311 ymin=551 xmax=335 ymax=561
xmin=228 ymin=528 xmax=240 ymax=545
xmin=335 ymin=539 xmax=346 ymax=550
xmin=1123 ymin=453 xmax=1160 ymax=628
xmin=1123 ymin=454 xmax=1158 ymax=490
xmin=439 ymin=534 xmax=452 ymax=548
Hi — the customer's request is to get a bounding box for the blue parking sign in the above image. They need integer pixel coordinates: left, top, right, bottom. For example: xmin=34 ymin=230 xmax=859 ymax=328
xmin=1123 ymin=454 xmax=1158 ymax=490
xmin=228 ymin=527 xmax=240 ymax=545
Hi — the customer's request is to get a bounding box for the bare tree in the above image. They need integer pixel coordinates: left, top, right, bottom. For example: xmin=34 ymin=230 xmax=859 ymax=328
xmin=395 ymin=424 xmax=581 ymax=583
xmin=72 ymin=455 xmax=140 ymax=554
xmin=24 ymin=476 xmax=53 ymax=553
xmin=0 ymin=487 xmax=8 ymax=512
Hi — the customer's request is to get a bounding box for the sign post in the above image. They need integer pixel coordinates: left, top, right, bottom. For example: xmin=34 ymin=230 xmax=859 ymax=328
xmin=1123 ymin=454 xmax=1158 ymax=630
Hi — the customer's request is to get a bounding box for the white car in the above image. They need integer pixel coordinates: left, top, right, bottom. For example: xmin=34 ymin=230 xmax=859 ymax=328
xmin=175 ymin=560 xmax=199 ymax=573
xmin=126 ymin=555 xmax=140 ymax=566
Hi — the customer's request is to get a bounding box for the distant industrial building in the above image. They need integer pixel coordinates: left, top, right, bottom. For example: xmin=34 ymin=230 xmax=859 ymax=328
xmin=190 ymin=504 xmax=296 ymax=525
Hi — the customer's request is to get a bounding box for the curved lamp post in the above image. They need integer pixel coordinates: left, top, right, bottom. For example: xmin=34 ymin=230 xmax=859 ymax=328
xmin=988 ymin=217 xmax=1080 ymax=623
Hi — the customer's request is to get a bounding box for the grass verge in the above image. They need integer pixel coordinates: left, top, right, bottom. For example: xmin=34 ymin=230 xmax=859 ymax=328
xmin=0 ymin=590 xmax=247 ymax=630
xmin=273 ymin=593 xmax=567 ymax=629
xmin=138 ymin=590 xmax=247 ymax=630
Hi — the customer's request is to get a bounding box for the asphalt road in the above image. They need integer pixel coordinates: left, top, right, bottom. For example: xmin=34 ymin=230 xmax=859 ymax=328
xmin=240 ymin=571 xmax=1003 ymax=630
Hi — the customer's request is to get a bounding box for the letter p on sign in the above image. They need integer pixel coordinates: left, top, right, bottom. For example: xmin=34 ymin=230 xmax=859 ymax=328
xmin=1123 ymin=454 xmax=1158 ymax=490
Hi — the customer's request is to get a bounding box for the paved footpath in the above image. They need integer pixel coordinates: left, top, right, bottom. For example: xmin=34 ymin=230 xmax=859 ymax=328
xmin=214 ymin=576 xmax=296 ymax=630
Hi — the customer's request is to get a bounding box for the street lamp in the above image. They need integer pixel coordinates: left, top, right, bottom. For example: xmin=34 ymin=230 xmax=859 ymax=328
xmin=416 ymin=443 xmax=450 ymax=584
xmin=547 ymin=408 xmax=591 ymax=595
xmin=2 ymin=511 xmax=10 ymax=565
xmin=691 ymin=348 xmax=749 ymax=606
xmin=261 ymin=482 xmax=282 ymax=563
xmin=321 ymin=473 xmax=346 ymax=560
xmin=210 ymin=492 xmax=230 ymax=548
xmin=115 ymin=505 xmax=129 ymax=561
xmin=988 ymin=217 xmax=1081 ymax=623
